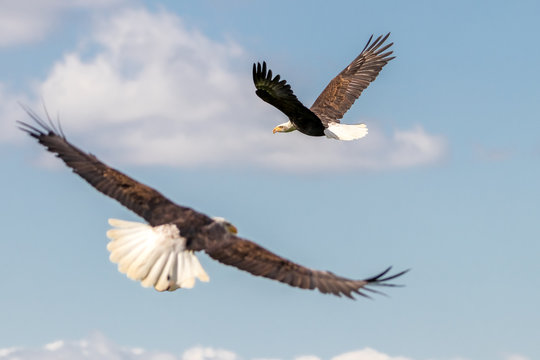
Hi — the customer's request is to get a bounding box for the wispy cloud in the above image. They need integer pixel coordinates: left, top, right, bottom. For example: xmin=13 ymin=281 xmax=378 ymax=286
xmin=505 ymin=355 xmax=530 ymax=360
xmin=0 ymin=333 xmax=410 ymax=360
xmin=0 ymin=347 xmax=19 ymax=357
xmin=182 ymin=347 xmax=238 ymax=360
xmin=4 ymin=7 xmax=446 ymax=172
xmin=473 ymin=144 xmax=513 ymax=162
xmin=0 ymin=332 xmax=176 ymax=360
xmin=43 ymin=340 xmax=64 ymax=351
xmin=331 ymin=348 xmax=412 ymax=360
xmin=293 ymin=357 xmax=321 ymax=360
xmin=0 ymin=332 xmax=531 ymax=360
xmin=0 ymin=0 xmax=124 ymax=46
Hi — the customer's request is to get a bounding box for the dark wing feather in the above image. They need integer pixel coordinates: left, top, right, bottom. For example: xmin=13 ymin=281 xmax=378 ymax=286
xmin=310 ymin=33 xmax=395 ymax=125
xmin=253 ymin=62 xmax=323 ymax=129
xmin=203 ymin=232 xmax=408 ymax=299
xmin=18 ymin=107 xmax=190 ymax=226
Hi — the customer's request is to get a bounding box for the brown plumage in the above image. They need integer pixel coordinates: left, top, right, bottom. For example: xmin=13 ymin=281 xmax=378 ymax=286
xmin=18 ymin=108 xmax=408 ymax=299
xmin=253 ymin=33 xmax=394 ymax=139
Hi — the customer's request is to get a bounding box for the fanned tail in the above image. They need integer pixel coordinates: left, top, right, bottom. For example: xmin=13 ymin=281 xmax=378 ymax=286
xmin=106 ymin=219 xmax=209 ymax=292
xmin=324 ymin=123 xmax=368 ymax=141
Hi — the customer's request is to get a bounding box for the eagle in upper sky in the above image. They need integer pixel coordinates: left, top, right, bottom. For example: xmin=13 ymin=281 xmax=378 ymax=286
xmin=253 ymin=33 xmax=394 ymax=141
xmin=19 ymin=108 xmax=407 ymax=299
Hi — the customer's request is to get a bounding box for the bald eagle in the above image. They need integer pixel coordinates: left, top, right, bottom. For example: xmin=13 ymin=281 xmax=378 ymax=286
xmin=253 ymin=33 xmax=394 ymax=140
xmin=18 ymin=109 xmax=407 ymax=299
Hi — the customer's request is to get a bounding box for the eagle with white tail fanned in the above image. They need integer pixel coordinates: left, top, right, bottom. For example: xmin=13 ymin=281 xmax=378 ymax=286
xmin=253 ymin=33 xmax=394 ymax=140
xmin=19 ymin=108 xmax=408 ymax=299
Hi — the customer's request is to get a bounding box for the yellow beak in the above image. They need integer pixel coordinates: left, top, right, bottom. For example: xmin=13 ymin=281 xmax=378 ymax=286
xmin=273 ymin=126 xmax=281 ymax=134
xmin=227 ymin=224 xmax=238 ymax=234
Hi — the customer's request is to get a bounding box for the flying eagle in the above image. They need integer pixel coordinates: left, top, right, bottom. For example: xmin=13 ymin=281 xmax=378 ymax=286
xmin=18 ymin=109 xmax=407 ymax=299
xmin=253 ymin=33 xmax=394 ymax=140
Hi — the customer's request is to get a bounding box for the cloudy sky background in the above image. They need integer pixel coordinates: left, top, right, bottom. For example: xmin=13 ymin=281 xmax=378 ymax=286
xmin=1 ymin=1 xmax=539 ymax=360
xmin=0 ymin=332 xmax=532 ymax=360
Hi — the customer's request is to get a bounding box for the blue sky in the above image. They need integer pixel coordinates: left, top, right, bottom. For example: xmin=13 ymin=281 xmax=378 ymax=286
xmin=1 ymin=1 xmax=539 ymax=360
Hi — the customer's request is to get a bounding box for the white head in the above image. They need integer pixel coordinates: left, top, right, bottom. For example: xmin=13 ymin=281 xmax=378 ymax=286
xmin=273 ymin=120 xmax=297 ymax=134
xmin=212 ymin=216 xmax=238 ymax=234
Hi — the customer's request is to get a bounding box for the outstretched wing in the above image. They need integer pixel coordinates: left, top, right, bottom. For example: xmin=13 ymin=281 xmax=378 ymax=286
xmin=253 ymin=62 xmax=321 ymax=125
xmin=204 ymin=232 xmax=408 ymax=299
xmin=18 ymin=107 xmax=191 ymax=226
xmin=310 ymin=33 xmax=395 ymax=125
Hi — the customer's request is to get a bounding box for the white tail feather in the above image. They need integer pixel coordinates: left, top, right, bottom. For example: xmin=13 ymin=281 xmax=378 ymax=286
xmin=324 ymin=123 xmax=368 ymax=141
xmin=106 ymin=218 xmax=209 ymax=291
xmin=141 ymin=252 xmax=168 ymax=288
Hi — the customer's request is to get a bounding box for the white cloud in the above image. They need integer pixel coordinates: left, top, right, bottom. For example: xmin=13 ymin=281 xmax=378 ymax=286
xmin=0 ymin=0 xmax=124 ymax=46
xmin=5 ymin=7 xmax=446 ymax=172
xmin=0 ymin=347 xmax=19 ymax=357
xmin=43 ymin=340 xmax=64 ymax=351
xmin=294 ymin=356 xmax=321 ymax=360
xmin=332 ymin=348 xmax=412 ymax=360
xmin=386 ymin=126 xmax=447 ymax=168
xmin=182 ymin=347 xmax=237 ymax=360
xmin=0 ymin=4 xmax=51 ymax=46
xmin=0 ymin=333 xmax=532 ymax=360
xmin=505 ymin=355 xmax=530 ymax=360
xmin=0 ymin=332 xmax=157 ymax=360
xmin=0 ymin=333 xmax=417 ymax=360
xmin=0 ymin=334 xmax=239 ymax=360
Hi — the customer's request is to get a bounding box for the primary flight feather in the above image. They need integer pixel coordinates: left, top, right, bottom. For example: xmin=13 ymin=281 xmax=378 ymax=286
xmin=18 ymin=108 xmax=407 ymax=299
xmin=253 ymin=33 xmax=394 ymax=140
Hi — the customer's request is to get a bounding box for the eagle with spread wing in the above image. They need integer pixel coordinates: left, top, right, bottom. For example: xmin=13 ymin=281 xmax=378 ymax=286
xmin=253 ymin=33 xmax=394 ymax=140
xmin=19 ymin=109 xmax=407 ymax=299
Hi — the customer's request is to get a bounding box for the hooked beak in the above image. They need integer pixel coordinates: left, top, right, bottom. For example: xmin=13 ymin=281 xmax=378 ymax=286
xmin=273 ymin=126 xmax=282 ymax=134
xmin=227 ymin=224 xmax=238 ymax=234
